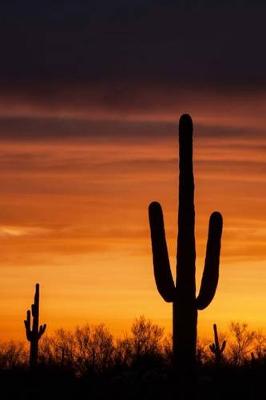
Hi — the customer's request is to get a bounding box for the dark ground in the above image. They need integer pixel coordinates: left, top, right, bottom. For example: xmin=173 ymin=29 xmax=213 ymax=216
xmin=1 ymin=359 xmax=265 ymax=400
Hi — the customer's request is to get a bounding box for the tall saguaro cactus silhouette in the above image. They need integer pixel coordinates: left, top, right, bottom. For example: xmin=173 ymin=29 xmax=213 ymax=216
xmin=24 ymin=283 xmax=46 ymax=368
xmin=148 ymin=114 xmax=223 ymax=371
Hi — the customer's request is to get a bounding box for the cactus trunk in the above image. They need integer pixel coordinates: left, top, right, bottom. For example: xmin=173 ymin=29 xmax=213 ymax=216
xmin=148 ymin=114 xmax=223 ymax=373
xmin=29 ymin=336 xmax=38 ymax=368
xmin=174 ymin=115 xmax=196 ymax=369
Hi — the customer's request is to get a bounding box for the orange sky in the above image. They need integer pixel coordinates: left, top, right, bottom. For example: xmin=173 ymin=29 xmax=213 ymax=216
xmin=0 ymin=91 xmax=266 ymax=341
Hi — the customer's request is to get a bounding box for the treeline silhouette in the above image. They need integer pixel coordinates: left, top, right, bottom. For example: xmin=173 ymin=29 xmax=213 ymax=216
xmin=0 ymin=317 xmax=265 ymax=399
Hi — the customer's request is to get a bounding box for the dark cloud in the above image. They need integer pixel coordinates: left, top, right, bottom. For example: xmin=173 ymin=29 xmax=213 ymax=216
xmin=0 ymin=117 xmax=175 ymax=141
xmin=0 ymin=115 xmax=265 ymax=143
xmin=0 ymin=1 xmax=265 ymax=95
xmin=0 ymin=116 xmax=265 ymax=142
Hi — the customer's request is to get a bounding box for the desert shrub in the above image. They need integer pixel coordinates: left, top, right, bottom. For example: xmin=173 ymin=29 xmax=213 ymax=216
xmin=0 ymin=341 xmax=26 ymax=369
xmin=228 ymin=322 xmax=256 ymax=365
xmin=75 ymin=324 xmax=114 ymax=375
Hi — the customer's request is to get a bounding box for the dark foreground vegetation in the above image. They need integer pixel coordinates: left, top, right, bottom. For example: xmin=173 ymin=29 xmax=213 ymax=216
xmin=0 ymin=317 xmax=265 ymax=400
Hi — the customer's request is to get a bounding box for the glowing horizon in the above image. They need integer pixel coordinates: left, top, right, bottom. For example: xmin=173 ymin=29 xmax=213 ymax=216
xmin=0 ymin=91 xmax=266 ymax=343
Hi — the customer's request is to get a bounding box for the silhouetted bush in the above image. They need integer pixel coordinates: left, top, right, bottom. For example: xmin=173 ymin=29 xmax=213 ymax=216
xmin=75 ymin=324 xmax=114 ymax=375
xmin=229 ymin=322 xmax=256 ymax=365
xmin=0 ymin=341 xmax=26 ymax=369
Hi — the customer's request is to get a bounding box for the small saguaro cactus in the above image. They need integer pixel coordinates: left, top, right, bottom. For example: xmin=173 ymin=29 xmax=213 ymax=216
xmin=24 ymin=283 xmax=46 ymax=368
xmin=148 ymin=114 xmax=223 ymax=372
xmin=209 ymin=323 xmax=226 ymax=364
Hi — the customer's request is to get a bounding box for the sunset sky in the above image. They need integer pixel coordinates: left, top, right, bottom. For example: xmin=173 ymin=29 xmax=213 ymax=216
xmin=0 ymin=1 xmax=265 ymax=341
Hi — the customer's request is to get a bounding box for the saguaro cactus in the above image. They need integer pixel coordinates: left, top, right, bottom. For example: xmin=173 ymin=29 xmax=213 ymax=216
xmin=209 ymin=323 xmax=226 ymax=364
xmin=24 ymin=283 xmax=46 ymax=368
xmin=148 ymin=114 xmax=223 ymax=371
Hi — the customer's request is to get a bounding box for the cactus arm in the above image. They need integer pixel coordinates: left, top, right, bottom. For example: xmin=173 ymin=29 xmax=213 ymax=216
xmin=24 ymin=310 xmax=32 ymax=341
xmin=149 ymin=201 xmax=176 ymax=302
xmin=38 ymin=324 xmax=46 ymax=339
xmin=196 ymin=212 xmax=223 ymax=310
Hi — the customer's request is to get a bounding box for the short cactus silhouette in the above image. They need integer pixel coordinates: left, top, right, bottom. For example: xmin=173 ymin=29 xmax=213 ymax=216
xmin=24 ymin=283 xmax=46 ymax=368
xmin=209 ymin=323 xmax=226 ymax=364
xmin=148 ymin=114 xmax=223 ymax=371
